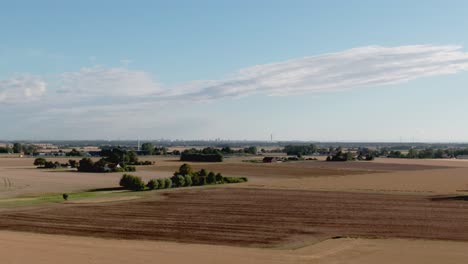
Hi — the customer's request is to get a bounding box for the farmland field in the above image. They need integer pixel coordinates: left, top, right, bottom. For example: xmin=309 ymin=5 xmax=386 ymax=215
xmin=2 ymin=156 xmax=468 ymax=263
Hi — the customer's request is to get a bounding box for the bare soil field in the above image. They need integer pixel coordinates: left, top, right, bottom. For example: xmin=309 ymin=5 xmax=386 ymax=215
xmin=2 ymin=188 xmax=468 ymax=247
xmin=1 ymin=231 xmax=468 ymax=264
xmin=1 ymin=156 xmax=468 ymax=199
xmin=2 ymin=157 xmax=468 ymax=263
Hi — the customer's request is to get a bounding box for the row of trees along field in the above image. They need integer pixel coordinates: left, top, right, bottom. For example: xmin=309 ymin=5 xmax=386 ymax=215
xmin=179 ymin=146 xmax=259 ymax=162
xmin=361 ymin=147 xmax=468 ymax=159
xmin=119 ymin=164 xmax=248 ymax=191
xmin=33 ymin=148 xmax=153 ymax=172
xmin=0 ymin=143 xmax=37 ymax=154
xmin=180 ymin=148 xmax=224 ymax=162
xmin=34 ymin=158 xmax=78 ymax=169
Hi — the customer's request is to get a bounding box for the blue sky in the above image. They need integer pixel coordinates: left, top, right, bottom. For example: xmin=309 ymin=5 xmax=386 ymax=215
xmin=1 ymin=0 xmax=468 ymax=141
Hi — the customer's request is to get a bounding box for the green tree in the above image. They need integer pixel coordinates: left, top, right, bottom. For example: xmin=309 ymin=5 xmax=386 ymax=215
xmin=147 ymin=179 xmax=159 ymax=190
xmin=119 ymin=174 xmax=145 ymax=191
xmin=243 ymin=146 xmax=258 ymax=155
xmin=33 ymin=158 xmax=47 ymax=166
xmin=77 ymin=158 xmax=95 ymax=172
xmin=157 ymin=178 xmax=166 ymax=189
xmin=67 ymin=148 xmax=82 ymax=156
xmin=215 ymin=173 xmax=223 ymax=183
xmin=68 ymin=160 xmax=77 ymax=168
xmin=127 ymin=151 xmax=139 ymax=164
xmin=165 ymin=178 xmax=172 ymax=188
xmin=141 ymin=143 xmax=154 ymax=155
xmin=174 ymin=175 xmax=185 ymax=187
xmin=184 ymin=174 xmax=193 ymax=186
xmin=12 ymin=143 xmax=22 ymax=153
xmin=407 ymin=148 xmax=419 ymax=159
xmin=198 ymin=168 xmax=207 ymax=177
xmin=207 ymin=172 xmax=216 ymax=184
xmin=179 ymin=163 xmax=193 ymax=176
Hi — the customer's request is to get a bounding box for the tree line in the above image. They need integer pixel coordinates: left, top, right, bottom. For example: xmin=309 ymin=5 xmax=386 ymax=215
xmin=33 ymin=148 xmax=153 ymax=172
xmin=119 ymin=164 xmax=248 ymax=191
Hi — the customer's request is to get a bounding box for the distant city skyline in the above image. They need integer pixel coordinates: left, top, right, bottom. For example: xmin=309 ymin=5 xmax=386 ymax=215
xmin=1 ymin=1 xmax=468 ymax=141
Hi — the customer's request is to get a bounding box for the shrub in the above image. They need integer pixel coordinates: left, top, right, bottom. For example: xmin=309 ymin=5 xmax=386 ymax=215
xmin=223 ymin=177 xmax=247 ymax=184
xmin=207 ymin=172 xmax=216 ymax=184
xmin=78 ymin=158 xmax=96 ymax=172
xmin=124 ymin=165 xmax=136 ymax=172
xmin=184 ymin=174 xmax=193 ymax=187
xmin=215 ymin=173 xmax=223 ymax=183
xmin=147 ymin=179 xmax=159 ymax=190
xmin=198 ymin=176 xmax=207 ymax=186
xmin=34 ymin=158 xmax=47 ymax=166
xmin=199 ymin=169 xmax=207 ymax=177
xmin=119 ymin=174 xmax=145 ymax=191
xmin=165 ymin=178 xmax=172 ymax=188
xmin=171 ymin=175 xmax=185 ymax=187
xmin=157 ymin=178 xmax=166 ymax=189
xmin=68 ymin=160 xmax=77 ymax=168
xmin=44 ymin=161 xmax=56 ymax=168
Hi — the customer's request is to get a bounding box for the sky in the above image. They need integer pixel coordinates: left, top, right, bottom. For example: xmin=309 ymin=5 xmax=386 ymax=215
xmin=1 ymin=0 xmax=468 ymax=142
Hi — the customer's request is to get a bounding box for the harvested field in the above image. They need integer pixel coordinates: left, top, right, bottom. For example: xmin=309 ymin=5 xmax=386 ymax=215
xmin=141 ymin=162 xmax=376 ymax=179
xmin=2 ymin=231 xmax=468 ymax=264
xmin=278 ymin=160 xmax=452 ymax=171
xmin=2 ymin=188 xmax=468 ymax=247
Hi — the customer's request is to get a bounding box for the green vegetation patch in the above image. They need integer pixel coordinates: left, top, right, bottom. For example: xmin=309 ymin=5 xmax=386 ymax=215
xmin=0 ymin=189 xmax=136 ymax=207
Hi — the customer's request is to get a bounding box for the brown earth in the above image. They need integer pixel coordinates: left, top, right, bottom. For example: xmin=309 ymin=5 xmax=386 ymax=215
xmin=4 ymin=231 xmax=468 ymax=264
xmin=2 ymin=188 xmax=468 ymax=247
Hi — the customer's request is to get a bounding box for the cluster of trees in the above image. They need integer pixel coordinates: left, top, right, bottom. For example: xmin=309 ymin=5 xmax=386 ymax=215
xmin=171 ymin=164 xmax=225 ymax=186
xmin=66 ymin=149 xmax=82 ymax=156
xmin=375 ymin=148 xmax=468 ymax=159
xmin=77 ymin=158 xmax=136 ymax=173
xmin=220 ymin=146 xmax=257 ymax=155
xmin=33 ymin=158 xmax=77 ymax=169
xmin=100 ymin=148 xmax=153 ymax=165
xmin=326 ymin=151 xmax=354 ymax=162
xmin=0 ymin=146 xmax=11 ymax=153
xmin=170 ymin=164 xmax=247 ymax=187
xmin=140 ymin=143 xmax=170 ymax=155
xmin=283 ymin=144 xmax=318 ymax=156
xmin=403 ymin=148 xmax=451 ymax=159
xmin=77 ymin=148 xmax=154 ymax=172
xmin=180 ymin=148 xmax=224 ymax=162
xmin=119 ymin=174 xmax=155 ymax=191
xmin=119 ymin=164 xmax=247 ymax=191
xmin=0 ymin=143 xmax=37 ymax=155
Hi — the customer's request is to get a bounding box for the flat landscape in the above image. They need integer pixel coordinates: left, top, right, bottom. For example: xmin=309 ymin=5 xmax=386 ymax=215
xmin=2 ymin=155 xmax=468 ymax=263
xmin=2 ymin=188 xmax=468 ymax=247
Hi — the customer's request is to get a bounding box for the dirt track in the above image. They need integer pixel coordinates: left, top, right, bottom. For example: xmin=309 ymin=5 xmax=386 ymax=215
xmin=2 ymin=188 xmax=468 ymax=247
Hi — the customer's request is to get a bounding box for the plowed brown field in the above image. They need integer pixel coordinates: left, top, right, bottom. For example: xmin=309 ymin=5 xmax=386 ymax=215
xmin=2 ymin=188 xmax=468 ymax=247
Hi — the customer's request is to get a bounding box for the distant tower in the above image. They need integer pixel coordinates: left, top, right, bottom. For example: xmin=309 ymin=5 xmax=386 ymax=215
xmin=271 ymin=134 xmax=273 ymax=142
xmin=137 ymin=139 xmax=140 ymax=151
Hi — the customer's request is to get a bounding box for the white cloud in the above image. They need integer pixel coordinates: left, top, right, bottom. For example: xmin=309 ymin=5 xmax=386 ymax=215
xmin=0 ymin=76 xmax=46 ymax=103
xmin=173 ymin=45 xmax=468 ymax=100
xmin=3 ymin=45 xmax=468 ymax=108
xmin=57 ymin=66 xmax=162 ymax=96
